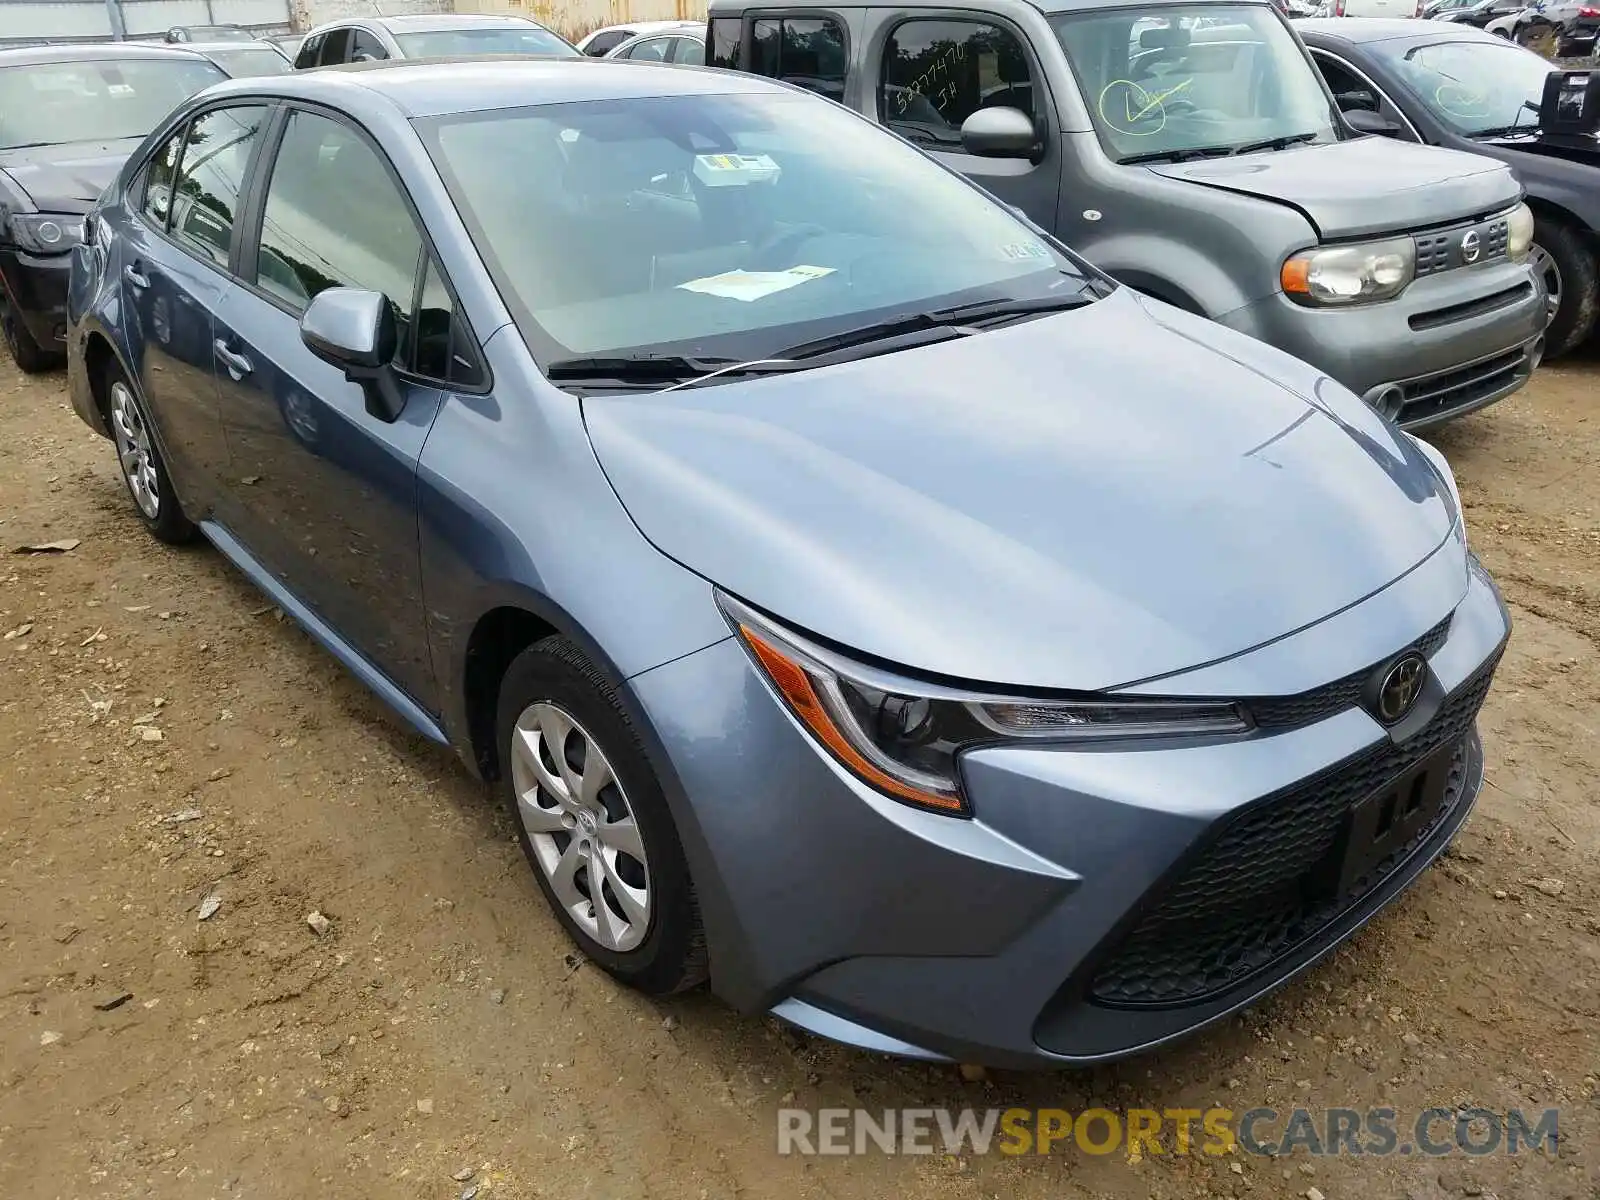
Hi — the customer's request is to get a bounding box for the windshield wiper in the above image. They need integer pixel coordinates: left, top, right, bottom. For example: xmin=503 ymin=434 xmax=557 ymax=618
xmin=545 ymin=353 xmax=796 ymax=386
xmin=1472 ymin=101 xmax=1542 ymax=140
xmin=773 ymin=288 xmax=1096 ymax=361
xmin=1118 ymin=145 xmax=1238 ymax=165
xmin=1232 ymin=131 xmax=1321 ymax=155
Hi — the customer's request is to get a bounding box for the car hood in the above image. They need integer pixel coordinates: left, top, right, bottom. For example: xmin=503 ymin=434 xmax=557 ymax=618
xmin=1147 ymin=137 xmax=1520 ymax=240
xmin=583 ymin=290 xmax=1458 ymax=692
xmin=0 ymin=138 xmax=144 ymax=213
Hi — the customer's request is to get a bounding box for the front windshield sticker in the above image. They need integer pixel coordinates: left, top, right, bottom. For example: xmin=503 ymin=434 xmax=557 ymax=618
xmin=1001 ymin=241 xmax=1051 ymax=261
xmin=1098 ymin=78 xmax=1191 ymax=136
xmin=692 ymin=153 xmax=782 ymax=187
xmin=677 ymin=265 xmax=835 ymax=302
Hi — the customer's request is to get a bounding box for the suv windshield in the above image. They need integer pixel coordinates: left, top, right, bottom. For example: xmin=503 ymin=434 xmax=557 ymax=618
xmin=422 ymin=92 xmax=1094 ymax=366
xmin=1053 ymin=4 xmax=1339 ymax=163
xmin=393 ymin=26 xmax=576 ymax=57
xmin=205 ymin=46 xmax=293 ymax=76
xmin=1374 ymin=39 xmax=1553 ymax=137
xmin=0 ymin=57 xmax=225 ymax=150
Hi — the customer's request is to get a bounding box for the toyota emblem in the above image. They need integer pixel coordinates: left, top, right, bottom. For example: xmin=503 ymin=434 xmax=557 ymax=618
xmin=1460 ymin=230 xmax=1481 ymax=264
xmin=1375 ymin=653 xmax=1427 ymax=724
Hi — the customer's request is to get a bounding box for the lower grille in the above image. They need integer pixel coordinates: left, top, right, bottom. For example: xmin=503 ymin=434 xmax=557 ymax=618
xmin=1396 ymin=347 xmax=1527 ymax=426
xmin=1088 ymin=654 xmax=1498 ymax=1008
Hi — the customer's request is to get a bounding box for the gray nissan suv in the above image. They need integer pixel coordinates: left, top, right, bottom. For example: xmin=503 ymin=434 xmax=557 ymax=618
xmin=706 ymin=0 xmax=1548 ymax=429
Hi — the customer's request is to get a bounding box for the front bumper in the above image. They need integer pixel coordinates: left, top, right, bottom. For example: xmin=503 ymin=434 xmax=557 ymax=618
xmin=1219 ymin=256 xmax=1546 ymax=429
xmin=630 ymin=549 xmax=1510 ymax=1068
xmin=0 ymin=247 xmax=72 ymax=349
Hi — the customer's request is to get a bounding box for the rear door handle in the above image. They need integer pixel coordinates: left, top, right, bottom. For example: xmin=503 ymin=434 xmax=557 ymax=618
xmin=123 ymin=264 xmax=149 ymax=289
xmin=213 ymin=339 xmax=253 ymax=378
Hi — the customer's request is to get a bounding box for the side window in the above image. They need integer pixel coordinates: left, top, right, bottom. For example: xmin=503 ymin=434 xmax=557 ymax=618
xmin=294 ymin=31 xmax=322 ymax=68
xmin=586 ymin=29 xmax=631 ymax=56
xmin=707 ymin=17 xmax=741 ymax=68
xmin=1311 ymin=53 xmax=1369 ymax=106
xmin=168 ymin=105 xmax=269 ymax=266
xmin=351 ymin=29 xmax=388 ymax=61
xmin=670 ymin=36 xmax=704 ymax=64
xmin=253 ymin=110 xmax=423 ymax=367
xmin=319 ymin=27 xmax=353 ymax=65
xmin=880 ymin=20 xmax=1035 ymax=147
xmin=140 ymin=124 xmax=186 ymax=230
xmin=406 ymin=257 xmax=482 ymax=386
xmin=622 ymin=36 xmax=672 ymax=61
xmin=750 ymin=17 xmax=845 ymax=99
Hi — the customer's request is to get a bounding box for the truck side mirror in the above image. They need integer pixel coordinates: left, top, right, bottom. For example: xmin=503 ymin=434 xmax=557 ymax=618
xmin=1344 ymin=108 xmax=1402 ymax=137
xmin=960 ymin=107 xmax=1037 ymax=158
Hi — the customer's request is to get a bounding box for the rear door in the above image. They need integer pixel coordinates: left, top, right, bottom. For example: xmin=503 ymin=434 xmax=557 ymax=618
xmin=210 ymin=106 xmax=478 ymax=708
xmin=119 ymin=104 xmax=271 ymax=511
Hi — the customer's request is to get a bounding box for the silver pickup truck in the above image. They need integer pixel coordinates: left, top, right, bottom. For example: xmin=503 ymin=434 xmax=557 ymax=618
xmin=705 ymin=0 xmax=1548 ymax=429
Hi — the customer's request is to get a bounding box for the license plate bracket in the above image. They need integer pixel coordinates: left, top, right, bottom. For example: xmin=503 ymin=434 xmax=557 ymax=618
xmin=1333 ymin=744 xmax=1455 ymax=898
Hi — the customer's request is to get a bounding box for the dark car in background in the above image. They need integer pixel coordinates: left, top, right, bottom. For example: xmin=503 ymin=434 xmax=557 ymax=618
xmin=164 ymin=25 xmax=256 ymax=43
xmin=0 ymin=43 xmax=224 ymax=372
xmin=189 ymin=40 xmax=294 ymax=78
xmin=293 ymin=14 xmax=576 ymax=66
xmin=1301 ymin=19 xmax=1600 ymax=355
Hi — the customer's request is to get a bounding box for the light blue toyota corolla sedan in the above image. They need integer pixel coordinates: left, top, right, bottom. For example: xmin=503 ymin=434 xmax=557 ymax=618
xmin=65 ymin=57 xmax=1509 ymax=1068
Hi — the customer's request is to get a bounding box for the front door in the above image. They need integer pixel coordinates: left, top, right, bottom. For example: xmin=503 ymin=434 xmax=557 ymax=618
xmin=118 ymin=106 xmax=269 ymax=508
xmin=870 ymin=15 xmax=1062 ymax=228
xmin=210 ymin=106 xmax=447 ymax=709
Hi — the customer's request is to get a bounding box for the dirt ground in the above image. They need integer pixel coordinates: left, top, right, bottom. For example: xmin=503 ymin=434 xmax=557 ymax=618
xmin=0 ymin=347 xmax=1596 ymax=1200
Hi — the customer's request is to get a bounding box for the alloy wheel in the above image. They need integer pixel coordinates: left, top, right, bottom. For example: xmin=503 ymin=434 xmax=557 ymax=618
xmin=1529 ymin=243 xmax=1562 ymax=329
xmin=510 ymin=701 xmax=653 ymax=953
xmin=109 ymin=380 xmax=160 ymax=519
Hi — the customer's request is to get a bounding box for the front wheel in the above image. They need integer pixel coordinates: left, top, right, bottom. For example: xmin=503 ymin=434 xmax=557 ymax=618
xmin=1530 ymin=218 xmax=1599 ymax=359
xmin=105 ymin=363 xmax=198 ymax=544
xmin=0 ymin=287 xmax=63 ymax=374
xmin=497 ymin=636 xmax=708 ymax=995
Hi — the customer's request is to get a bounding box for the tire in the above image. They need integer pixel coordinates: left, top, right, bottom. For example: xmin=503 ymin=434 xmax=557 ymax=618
xmin=496 ymin=636 xmax=708 ymax=995
xmin=103 ymin=360 xmax=199 ymax=544
xmin=1516 ymin=20 xmax=1560 ymax=56
xmin=1531 ymin=217 xmax=1599 ymax=360
xmin=0 ymin=286 xmax=64 ymax=374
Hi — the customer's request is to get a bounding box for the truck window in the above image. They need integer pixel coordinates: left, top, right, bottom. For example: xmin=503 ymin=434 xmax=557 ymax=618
xmin=879 ymin=20 xmax=1036 ymax=150
xmin=750 ymin=17 xmax=846 ymax=100
xmin=708 ymin=17 xmax=742 ymax=68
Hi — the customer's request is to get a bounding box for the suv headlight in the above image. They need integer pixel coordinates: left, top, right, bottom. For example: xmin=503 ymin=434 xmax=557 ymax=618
xmin=720 ymin=593 xmax=1251 ymax=815
xmin=1281 ymin=236 xmax=1415 ymax=306
xmin=1505 ymin=201 xmax=1534 ymax=264
xmin=7 ymin=213 xmax=86 ymax=255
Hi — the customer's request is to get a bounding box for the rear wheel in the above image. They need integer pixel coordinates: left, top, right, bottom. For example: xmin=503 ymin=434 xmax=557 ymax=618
xmin=1530 ymin=217 xmax=1599 ymax=359
xmin=0 ymin=287 xmax=62 ymax=374
xmin=105 ymin=362 xmax=198 ymax=544
xmin=497 ymin=636 xmax=707 ymax=995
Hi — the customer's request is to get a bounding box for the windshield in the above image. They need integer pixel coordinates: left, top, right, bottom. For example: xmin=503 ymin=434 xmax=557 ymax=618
xmin=422 ymin=92 xmax=1092 ymax=364
xmin=206 ymin=46 xmax=293 ymax=76
xmin=1053 ymin=4 xmax=1339 ymax=162
xmin=393 ymin=26 xmax=577 ymax=57
xmin=0 ymin=57 xmax=225 ymax=150
xmin=1374 ymin=39 xmax=1552 ymax=136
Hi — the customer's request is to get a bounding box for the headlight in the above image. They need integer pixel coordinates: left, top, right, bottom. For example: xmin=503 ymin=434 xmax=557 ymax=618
xmin=1505 ymin=201 xmax=1534 ymax=264
xmin=1281 ymin=237 xmax=1415 ymax=306
xmin=8 ymin=213 xmax=86 ymax=255
xmin=720 ymin=593 xmax=1251 ymax=816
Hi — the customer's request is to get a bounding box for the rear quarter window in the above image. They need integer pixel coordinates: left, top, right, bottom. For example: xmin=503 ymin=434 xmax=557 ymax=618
xmin=708 ymin=17 xmax=742 ymax=68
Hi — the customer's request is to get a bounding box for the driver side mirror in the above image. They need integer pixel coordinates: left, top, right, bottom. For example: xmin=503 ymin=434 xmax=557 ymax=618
xmin=1343 ymin=107 xmax=1402 ymax=137
xmin=300 ymin=287 xmax=406 ymax=423
xmin=1336 ymin=89 xmax=1378 ymax=112
xmin=960 ymin=107 xmax=1038 ymax=159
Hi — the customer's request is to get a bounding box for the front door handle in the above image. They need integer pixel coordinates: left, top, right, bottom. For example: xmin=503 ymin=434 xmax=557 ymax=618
xmin=213 ymin=339 xmax=253 ymax=379
xmin=123 ymin=264 xmax=149 ymax=289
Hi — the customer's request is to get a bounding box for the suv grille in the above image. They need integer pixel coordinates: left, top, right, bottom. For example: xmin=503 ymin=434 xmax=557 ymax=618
xmin=1087 ymin=651 xmax=1498 ymax=1008
xmin=1246 ymin=613 xmax=1451 ymax=731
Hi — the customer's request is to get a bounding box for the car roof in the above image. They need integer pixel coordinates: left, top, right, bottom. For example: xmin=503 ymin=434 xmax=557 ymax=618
xmin=1294 ymin=15 xmax=1506 ymax=41
xmin=196 ymin=54 xmax=788 ymax=118
xmin=0 ymin=42 xmax=214 ymax=66
xmin=308 ymin=13 xmax=549 ymax=35
xmin=707 ymin=0 xmax=1277 ymax=11
xmin=615 ymin=22 xmax=706 ymax=38
xmin=186 ymin=40 xmax=288 ymax=53
xmin=594 ymin=19 xmax=699 ymax=34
